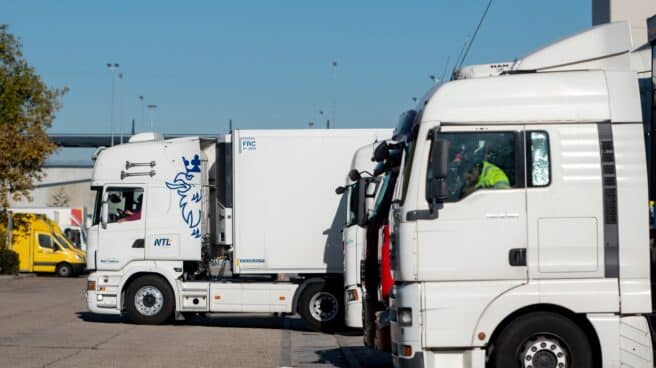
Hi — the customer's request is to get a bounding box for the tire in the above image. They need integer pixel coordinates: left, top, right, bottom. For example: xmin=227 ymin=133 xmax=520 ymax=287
xmin=56 ymin=263 xmax=73 ymax=277
xmin=125 ymin=275 xmax=174 ymax=325
xmin=299 ymin=281 xmax=343 ymax=332
xmin=490 ymin=311 xmax=593 ymax=368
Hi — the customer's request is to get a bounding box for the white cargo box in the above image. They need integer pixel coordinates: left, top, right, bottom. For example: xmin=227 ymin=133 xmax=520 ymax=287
xmin=228 ymin=129 xmax=391 ymax=274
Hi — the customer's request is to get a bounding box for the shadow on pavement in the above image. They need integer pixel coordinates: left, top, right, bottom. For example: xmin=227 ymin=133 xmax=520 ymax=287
xmin=77 ymin=312 xmax=126 ymax=323
xmin=311 ymin=347 xmax=349 ymax=367
xmin=344 ymin=346 xmax=393 ymax=368
xmin=313 ymin=346 xmax=393 ymax=368
xmin=78 ymin=310 xmax=363 ymax=337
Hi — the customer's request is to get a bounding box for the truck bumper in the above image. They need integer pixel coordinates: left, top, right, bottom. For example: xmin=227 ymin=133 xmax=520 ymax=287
xmin=393 ymin=352 xmax=424 ymax=368
xmin=390 ymin=283 xmax=424 ymax=366
xmin=72 ymin=263 xmax=86 ymax=275
xmin=85 ymin=273 xmax=121 ymax=315
xmin=344 ymin=285 xmax=363 ymax=328
xmin=390 ymin=283 xmax=487 ymax=368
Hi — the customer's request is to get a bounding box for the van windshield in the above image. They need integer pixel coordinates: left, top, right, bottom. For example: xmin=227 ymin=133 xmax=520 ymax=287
xmin=55 ymin=234 xmax=75 ymax=250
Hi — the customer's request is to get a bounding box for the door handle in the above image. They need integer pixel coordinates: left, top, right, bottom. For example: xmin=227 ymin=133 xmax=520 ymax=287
xmin=509 ymin=248 xmax=526 ymax=267
xmin=486 ymin=213 xmax=520 ymax=219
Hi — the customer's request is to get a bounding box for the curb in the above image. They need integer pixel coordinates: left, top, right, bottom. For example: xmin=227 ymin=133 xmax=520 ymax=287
xmin=0 ymin=273 xmax=37 ymax=281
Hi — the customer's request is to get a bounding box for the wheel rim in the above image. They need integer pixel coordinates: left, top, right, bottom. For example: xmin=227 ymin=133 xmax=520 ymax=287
xmin=134 ymin=286 xmax=164 ymax=316
xmin=520 ymin=335 xmax=568 ymax=368
xmin=308 ymin=291 xmax=338 ymax=322
xmin=59 ymin=266 xmax=70 ymax=276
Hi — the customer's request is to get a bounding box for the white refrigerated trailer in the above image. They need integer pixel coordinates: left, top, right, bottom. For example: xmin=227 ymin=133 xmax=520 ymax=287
xmin=85 ymin=129 xmax=389 ymax=330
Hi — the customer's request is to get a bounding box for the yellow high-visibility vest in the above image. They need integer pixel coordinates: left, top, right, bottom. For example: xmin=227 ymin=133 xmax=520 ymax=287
xmin=475 ymin=161 xmax=510 ymax=189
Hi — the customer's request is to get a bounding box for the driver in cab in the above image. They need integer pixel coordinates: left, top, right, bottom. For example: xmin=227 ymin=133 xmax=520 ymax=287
xmin=461 ymin=159 xmax=510 ymax=197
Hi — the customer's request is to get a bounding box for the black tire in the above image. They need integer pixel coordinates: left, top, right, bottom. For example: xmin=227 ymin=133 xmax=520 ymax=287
xmin=56 ymin=263 xmax=73 ymax=277
xmin=298 ymin=280 xmax=343 ymax=332
xmin=490 ymin=311 xmax=593 ymax=368
xmin=125 ymin=275 xmax=174 ymax=325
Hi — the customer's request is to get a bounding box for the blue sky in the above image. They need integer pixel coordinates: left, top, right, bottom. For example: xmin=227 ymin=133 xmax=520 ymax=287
xmin=4 ymin=1 xmax=591 ymax=135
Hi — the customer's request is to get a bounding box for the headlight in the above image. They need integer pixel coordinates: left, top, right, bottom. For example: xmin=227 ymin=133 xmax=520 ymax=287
xmin=391 ymin=285 xmax=399 ymax=299
xmin=398 ymin=307 xmax=412 ymax=326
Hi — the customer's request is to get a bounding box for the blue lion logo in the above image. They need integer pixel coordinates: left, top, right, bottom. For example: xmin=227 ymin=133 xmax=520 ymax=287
xmin=166 ymin=154 xmax=202 ymax=238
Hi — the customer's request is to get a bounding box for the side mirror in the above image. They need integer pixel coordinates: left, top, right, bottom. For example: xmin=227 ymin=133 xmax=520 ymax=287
xmin=335 ymin=186 xmax=346 ymax=195
xmin=429 ymin=139 xmax=450 ymax=180
xmin=348 ymin=169 xmax=361 ymax=182
xmin=109 ymin=194 xmax=122 ymax=204
xmin=426 ymin=138 xmax=450 ymax=203
xmin=101 ymin=190 xmax=109 ymax=229
xmin=373 ymin=141 xmax=390 ymax=162
xmin=84 ymin=216 xmax=92 ymax=230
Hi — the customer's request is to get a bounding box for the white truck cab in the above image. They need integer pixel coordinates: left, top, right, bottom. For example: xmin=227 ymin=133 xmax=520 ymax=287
xmin=85 ymin=129 xmax=392 ymax=330
xmin=337 ymin=140 xmax=392 ymax=328
xmin=389 ymin=22 xmax=656 ymax=368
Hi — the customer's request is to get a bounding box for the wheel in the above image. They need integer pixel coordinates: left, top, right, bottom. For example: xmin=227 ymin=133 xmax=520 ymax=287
xmin=490 ymin=311 xmax=593 ymax=368
xmin=56 ymin=263 xmax=73 ymax=277
xmin=299 ymin=281 xmax=343 ymax=331
xmin=125 ymin=275 xmax=174 ymax=325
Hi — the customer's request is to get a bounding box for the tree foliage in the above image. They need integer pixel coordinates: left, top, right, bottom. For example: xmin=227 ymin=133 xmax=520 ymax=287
xmin=0 ymin=24 xmax=66 ymax=210
xmin=49 ymin=187 xmax=70 ymax=207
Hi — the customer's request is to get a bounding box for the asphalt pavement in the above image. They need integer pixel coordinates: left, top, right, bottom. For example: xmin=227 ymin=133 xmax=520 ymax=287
xmin=0 ymin=276 xmax=392 ymax=368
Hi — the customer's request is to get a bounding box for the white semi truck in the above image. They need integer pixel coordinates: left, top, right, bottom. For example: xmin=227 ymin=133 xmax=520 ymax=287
xmin=337 ymin=120 xmax=410 ymax=344
xmin=389 ymin=22 xmax=656 ymax=367
xmin=336 ymin=142 xmax=385 ymax=328
xmin=84 ymin=128 xmax=390 ymax=330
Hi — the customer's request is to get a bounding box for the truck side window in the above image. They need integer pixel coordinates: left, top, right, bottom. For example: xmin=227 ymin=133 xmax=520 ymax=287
xmin=527 ymin=131 xmax=551 ymax=187
xmin=106 ymin=187 xmax=144 ymax=224
xmin=435 ymin=131 xmax=519 ymax=201
xmin=38 ymin=234 xmax=54 ymax=250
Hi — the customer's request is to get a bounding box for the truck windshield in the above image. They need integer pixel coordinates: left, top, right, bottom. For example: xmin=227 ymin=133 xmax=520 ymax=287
xmin=390 ymin=109 xmax=421 ymax=205
xmin=345 ymin=183 xmax=359 ymax=227
xmin=398 ymin=141 xmax=416 ymax=204
xmin=370 ymin=174 xmax=391 ymax=219
xmin=91 ymin=186 xmax=102 ymax=226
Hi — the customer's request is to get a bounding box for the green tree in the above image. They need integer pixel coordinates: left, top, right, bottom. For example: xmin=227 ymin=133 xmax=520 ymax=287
xmin=49 ymin=187 xmax=70 ymax=207
xmin=0 ymin=24 xmax=67 ymax=248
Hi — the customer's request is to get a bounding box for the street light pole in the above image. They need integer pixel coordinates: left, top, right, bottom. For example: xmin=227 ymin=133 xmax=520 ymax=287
xmin=331 ymin=61 xmax=337 ymax=128
xmin=106 ymin=63 xmax=119 ymax=146
xmin=118 ymin=72 xmax=124 ymax=144
xmin=147 ymin=104 xmax=158 ymax=131
xmin=139 ymin=96 xmax=145 ymax=132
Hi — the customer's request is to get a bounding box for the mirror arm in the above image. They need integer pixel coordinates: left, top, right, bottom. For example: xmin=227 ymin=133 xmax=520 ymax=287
xmin=406 ymin=200 xmax=441 ymax=221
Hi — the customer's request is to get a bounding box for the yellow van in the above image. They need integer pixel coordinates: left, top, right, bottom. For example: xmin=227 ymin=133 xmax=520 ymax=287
xmin=8 ymin=214 xmax=86 ymax=277
xmin=47 ymin=218 xmax=86 ymax=259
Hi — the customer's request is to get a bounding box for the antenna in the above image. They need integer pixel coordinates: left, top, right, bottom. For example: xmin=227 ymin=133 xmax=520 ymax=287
xmin=439 ymin=56 xmax=451 ymax=82
xmin=456 ymin=0 xmax=493 ymax=71
xmin=451 ymin=38 xmax=469 ymax=78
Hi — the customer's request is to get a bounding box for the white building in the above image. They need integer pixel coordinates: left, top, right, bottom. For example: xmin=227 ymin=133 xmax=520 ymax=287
xmin=593 ymin=0 xmax=656 ymax=46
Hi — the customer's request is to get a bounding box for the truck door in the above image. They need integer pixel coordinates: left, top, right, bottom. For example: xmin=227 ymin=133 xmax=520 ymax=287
xmin=525 ymin=125 xmax=605 ymax=281
xmin=97 ymin=185 xmax=146 ymax=270
xmin=416 ymin=125 xmax=527 ymax=282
